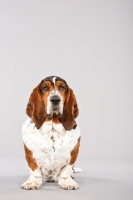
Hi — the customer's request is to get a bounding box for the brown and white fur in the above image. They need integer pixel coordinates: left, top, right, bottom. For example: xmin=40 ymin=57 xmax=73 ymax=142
xmin=21 ymin=76 xmax=82 ymax=190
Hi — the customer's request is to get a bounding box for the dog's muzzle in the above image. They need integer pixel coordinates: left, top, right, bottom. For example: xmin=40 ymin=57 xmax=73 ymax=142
xmin=46 ymin=91 xmax=63 ymax=118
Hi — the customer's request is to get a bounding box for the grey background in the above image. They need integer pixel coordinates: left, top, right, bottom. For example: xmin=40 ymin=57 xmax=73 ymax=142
xmin=0 ymin=0 xmax=133 ymax=200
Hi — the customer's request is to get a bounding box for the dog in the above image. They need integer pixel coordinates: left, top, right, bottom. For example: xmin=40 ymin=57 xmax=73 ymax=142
xmin=21 ymin=76 xmax=81 ymax=190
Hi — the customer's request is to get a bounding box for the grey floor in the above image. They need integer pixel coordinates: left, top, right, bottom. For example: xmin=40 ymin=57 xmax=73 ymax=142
xmin=0 ymin=158 xmax=133 ymax=200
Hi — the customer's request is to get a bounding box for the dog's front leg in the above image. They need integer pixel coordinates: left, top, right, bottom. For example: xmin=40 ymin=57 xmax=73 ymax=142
xmin=21 ymin=169 xmax=42 ymax=190
xmin=58 ymin=164 xmax=79 ymax=190
xmin=58 ymin=137 xmax=80 ymax=190
xmin=21 ymin=144 xmax=42 ymax=190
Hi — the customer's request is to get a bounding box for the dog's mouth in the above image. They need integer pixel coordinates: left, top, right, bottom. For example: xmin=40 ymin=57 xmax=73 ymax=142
xmin=52 ymin=106 xmax=59 ymax=111
xmin=46 ymin=112 xmax=63 ymax=119
xmin=46 ymin=106 xmax=63 ymax=118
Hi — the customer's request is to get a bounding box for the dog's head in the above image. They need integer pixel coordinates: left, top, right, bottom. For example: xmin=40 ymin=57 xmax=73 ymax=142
xmin=26 ymin=76 xmax=79 ymax=130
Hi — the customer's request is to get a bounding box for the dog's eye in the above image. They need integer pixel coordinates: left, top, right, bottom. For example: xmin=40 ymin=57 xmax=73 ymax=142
xmin=43 ymin=86 xmax=49 ymax=91
xmin=59 ymin=85 xmax=65 ymax=91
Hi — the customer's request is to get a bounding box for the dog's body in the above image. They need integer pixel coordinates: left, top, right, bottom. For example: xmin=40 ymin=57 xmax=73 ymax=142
xmin=21 ymin=76 xmax=81 ymax=190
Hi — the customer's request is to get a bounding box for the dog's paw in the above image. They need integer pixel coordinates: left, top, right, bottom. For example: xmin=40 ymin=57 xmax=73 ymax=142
xmin=21 ymin=178 xmax=42 ymax=190
xmin=58 ymin=177 xmax=79 ymax=190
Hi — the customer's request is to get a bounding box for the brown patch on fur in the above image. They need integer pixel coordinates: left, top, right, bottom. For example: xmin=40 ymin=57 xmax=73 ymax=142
xmin=26 ymin=86 xmax=46 ymax=129
xmin=26 ymin=81 xmax=54 ymax=128
xmin=53 ymin=115 xmax=61 ymax=124
xmin=55 ymin=81 xmax=67 ymax=103
xmin=45 ymin=117 xmax=52 ymax=122
xmin=69 ymin=137 xmax=80 ymax=165
xmin=60 ymin=87 xmax=79 ymax=130
xmin=39 ymin=81 xmax=54 ymax=106
xmin=24 ymin=144 xmax=38 ymax=171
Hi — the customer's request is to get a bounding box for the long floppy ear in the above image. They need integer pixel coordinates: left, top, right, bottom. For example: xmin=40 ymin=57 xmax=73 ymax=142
xmin=26 ymin=85 xmax=46 ymax=129
xmin=60 ymin=87 xmax=79 ymax=130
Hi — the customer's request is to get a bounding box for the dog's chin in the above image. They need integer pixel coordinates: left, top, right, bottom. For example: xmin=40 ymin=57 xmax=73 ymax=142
xmin=46 ymin=113 xmax=53 ymax=118
xmin=46 ymin=108 xmax=63 ymax=119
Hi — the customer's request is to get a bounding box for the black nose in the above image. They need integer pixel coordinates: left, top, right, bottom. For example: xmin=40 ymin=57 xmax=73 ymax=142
xmin=50 ymin=96 xmax=60 ymax=105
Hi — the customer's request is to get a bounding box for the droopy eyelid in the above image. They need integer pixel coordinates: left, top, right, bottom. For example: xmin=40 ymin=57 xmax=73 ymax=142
xmin=43 ymin=85 xmax=49 ymax=91
xmin=59 ymin=85 xmax=65 ymax=90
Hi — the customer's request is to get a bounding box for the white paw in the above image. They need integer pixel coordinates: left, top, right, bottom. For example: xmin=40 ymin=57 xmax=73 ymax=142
xmin=21 ymin=178 xmax=42 ymax=190
xmin=58 ymin=177 xmax=79 ymax=190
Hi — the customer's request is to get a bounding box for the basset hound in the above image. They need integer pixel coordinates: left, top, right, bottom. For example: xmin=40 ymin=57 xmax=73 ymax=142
xmin=21 ymin=76 xmax=82 ymax=190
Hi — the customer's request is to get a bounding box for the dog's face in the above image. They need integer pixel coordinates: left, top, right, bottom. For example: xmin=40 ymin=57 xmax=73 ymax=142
xmin=38 ymin=76 xmax=68 ymax=118
xmin=26 ymin=76 xmax=79 ymax=130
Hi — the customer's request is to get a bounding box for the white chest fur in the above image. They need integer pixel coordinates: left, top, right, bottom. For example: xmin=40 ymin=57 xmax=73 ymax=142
xmin=22 ymin=118 xmax=81 ymax=180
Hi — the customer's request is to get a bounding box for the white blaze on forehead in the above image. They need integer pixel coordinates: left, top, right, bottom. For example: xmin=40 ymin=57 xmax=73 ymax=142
xmin=53 ymin=77 xmax=56 ymax=86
